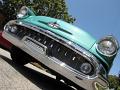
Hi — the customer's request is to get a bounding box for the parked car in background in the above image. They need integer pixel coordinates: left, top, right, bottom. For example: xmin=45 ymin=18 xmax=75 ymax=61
xmin=1 ymin=6 xmax=120 ymax=90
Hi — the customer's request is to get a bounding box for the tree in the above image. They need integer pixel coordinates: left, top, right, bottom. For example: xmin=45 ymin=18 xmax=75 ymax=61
xmin=0 ymin=10 xmax=6 ymax=29
xmin=108 ymin=75 xmax=120 ymax=89
xmin=0 ymin=0 xmax=75 ymax=28
xmin=118 ymin=71 xmax=120 ymax=78
xmin=118 ymin=86 xmax=120 ymax=90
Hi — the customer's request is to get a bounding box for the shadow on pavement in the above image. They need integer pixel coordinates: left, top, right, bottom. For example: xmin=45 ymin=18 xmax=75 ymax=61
xmin=0 ymin=55 xmax=74 ymax=90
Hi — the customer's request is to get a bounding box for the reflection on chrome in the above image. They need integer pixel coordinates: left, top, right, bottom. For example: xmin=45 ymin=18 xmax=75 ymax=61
xmin=3 ymin=20 xmax=109 ymax=90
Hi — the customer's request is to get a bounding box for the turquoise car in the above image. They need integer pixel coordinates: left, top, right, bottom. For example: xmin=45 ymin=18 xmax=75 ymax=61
xmin=2 ymin=6 xmax=119 ymax=90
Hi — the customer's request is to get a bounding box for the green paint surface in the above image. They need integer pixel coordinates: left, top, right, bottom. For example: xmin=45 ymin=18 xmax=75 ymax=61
xmin=22 ymin=16 xmax=96 ymax=50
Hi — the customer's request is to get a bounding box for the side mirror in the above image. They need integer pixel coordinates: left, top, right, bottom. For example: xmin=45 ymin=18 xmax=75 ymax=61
xmin=17 ymin=6 xmax=35 ymax=19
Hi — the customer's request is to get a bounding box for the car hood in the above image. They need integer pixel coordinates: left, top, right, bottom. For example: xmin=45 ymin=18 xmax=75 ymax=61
xmin=21 ymin=16 xmax=96 ymax=50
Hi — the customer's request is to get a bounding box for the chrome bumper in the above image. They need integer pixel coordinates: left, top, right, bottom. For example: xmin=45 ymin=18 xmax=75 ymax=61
xmin=3 ymin=31 xmax=109 ymax=90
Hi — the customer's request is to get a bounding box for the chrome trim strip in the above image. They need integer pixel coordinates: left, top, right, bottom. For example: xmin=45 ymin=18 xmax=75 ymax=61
xmin=23 ymin=36 xmax=47 ymax=55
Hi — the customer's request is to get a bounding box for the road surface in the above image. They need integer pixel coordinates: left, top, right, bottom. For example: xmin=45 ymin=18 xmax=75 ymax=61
xmin=0 ymin=48 xmax=74 ymax=90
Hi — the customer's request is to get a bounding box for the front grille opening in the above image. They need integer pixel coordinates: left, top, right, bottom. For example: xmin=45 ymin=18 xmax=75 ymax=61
xmin=14 ymin=25 xmax=95 ymax=76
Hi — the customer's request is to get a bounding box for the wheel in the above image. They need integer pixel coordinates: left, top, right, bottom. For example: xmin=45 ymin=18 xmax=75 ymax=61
xmin=10 ymin=46 xmax=31 ymax=65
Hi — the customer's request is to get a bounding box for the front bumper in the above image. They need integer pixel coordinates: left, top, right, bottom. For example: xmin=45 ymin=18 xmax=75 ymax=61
xmin=2 ymin=21 xmax=109 ymax=90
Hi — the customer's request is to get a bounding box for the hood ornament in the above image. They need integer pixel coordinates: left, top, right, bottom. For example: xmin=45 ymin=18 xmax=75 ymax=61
xmin=48 ymin=22 xmax=60 ymax=29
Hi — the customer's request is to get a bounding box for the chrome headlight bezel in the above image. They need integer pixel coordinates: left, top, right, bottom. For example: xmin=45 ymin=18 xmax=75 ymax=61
xmin=4 ymin=24 xmax=17 ymax=34
xmin=17 ymin=6 xmax=28 ymax=19
xmin=4 ymin=20 xmax=18 ymax=34
xmin=96 ymin=35 xmax=119 ymax=57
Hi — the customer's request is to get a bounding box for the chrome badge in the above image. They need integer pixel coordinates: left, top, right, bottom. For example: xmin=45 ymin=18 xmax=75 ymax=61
xmin=48 ymin=22 xmax=60 ymax=29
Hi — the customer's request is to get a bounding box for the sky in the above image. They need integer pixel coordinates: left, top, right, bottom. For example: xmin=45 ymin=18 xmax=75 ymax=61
xmin=66 ymin=0 xmax=120 ymax=76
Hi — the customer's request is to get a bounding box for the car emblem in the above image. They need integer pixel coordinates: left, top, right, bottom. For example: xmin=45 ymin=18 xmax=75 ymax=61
xmin=48 ymin=22 xmax=60 ymax=29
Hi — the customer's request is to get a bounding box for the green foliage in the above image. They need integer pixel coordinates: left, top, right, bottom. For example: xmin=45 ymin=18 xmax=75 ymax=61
xmin=108 ymin=75 xmax=120 ymax=89
xmin=95 ymin=75 xmax=120 ymax=90
xmin=117 ymin=86 xmax=120 ymax=90
xmin=0 ymin=0 xmax=75 ymax=24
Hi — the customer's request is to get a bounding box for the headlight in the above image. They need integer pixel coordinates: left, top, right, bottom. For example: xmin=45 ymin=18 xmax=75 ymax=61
xmin=4 ymin=25 xmax=12 ymax=31
xmin=80 ymin=63 xmax=92 ymax=74
xmin=5 ymin=25 xmax=17 ymax=34
xmin=97 ymin=35 xmax=119 ymax=56
xmin=17 ymin=6 xmax=28 ymax=18
xmin=10 ymin=25 xmax=17 ymax=33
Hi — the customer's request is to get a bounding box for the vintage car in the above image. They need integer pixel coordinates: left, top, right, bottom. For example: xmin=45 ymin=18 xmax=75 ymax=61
xmin=2 ymin=6 xmax=119 ymax=90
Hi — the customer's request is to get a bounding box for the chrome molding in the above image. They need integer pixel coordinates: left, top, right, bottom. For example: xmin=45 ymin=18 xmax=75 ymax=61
xmin=96 ymin=35 xmax=119 ymax=57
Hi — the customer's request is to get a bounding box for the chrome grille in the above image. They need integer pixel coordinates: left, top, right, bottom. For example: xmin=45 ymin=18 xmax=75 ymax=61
xmin=10 ymin=25 xmax=95 ymax=75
